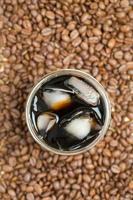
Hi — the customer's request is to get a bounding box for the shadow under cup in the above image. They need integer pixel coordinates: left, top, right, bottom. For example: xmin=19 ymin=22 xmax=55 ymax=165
xmin=26 ymin=69 xmax=111 ymax=155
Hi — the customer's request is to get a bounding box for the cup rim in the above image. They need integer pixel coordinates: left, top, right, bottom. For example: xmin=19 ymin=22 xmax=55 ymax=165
xmin=26 ymin=69 xmax=111 ymax=155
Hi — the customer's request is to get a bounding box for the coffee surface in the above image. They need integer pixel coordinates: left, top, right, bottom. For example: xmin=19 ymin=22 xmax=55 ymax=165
xmin=30 ymin=75 xmax=105 ymax=151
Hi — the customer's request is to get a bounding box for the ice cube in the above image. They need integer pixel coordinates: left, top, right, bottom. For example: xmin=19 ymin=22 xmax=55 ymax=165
xmin=37 ymin=112 xmax=58 ymax=132
xmin=64 ymin=118 xmax=91 ymax=140
xmin=43 ymin=88 xmax=72 ymax=110
xmin=60 ymin=109 xmax=102 ymax=140
xmin=65 ymin=76 xmax=100 ymax=106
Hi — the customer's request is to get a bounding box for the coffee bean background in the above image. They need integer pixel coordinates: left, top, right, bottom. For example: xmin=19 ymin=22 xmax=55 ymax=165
xmin=0 ymin=0 xmax=133 ymax=199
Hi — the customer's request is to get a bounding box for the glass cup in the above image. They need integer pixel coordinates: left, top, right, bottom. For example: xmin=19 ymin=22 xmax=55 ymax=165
xmin=26 ymin=69 xmax=111 ymax=155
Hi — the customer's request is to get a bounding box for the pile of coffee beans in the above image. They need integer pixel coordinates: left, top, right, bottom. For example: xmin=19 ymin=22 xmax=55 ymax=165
xmin=0 ymin=0 xmax=133 ymax=199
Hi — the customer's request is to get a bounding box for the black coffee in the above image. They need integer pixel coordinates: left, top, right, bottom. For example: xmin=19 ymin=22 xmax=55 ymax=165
xmin=30 ymin=75 xmax=105 ymax=151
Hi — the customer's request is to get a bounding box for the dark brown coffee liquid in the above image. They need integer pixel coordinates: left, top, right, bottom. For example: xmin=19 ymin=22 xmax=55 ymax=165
xmin=30 ymin=75 xmax=105 ymax=151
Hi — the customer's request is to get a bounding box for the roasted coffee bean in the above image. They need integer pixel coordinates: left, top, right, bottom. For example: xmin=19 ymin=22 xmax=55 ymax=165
xmin=0 ymin=0 xmax=132 ymax=199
